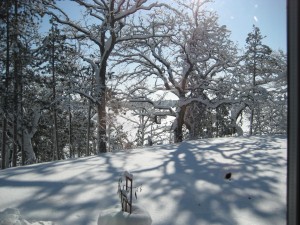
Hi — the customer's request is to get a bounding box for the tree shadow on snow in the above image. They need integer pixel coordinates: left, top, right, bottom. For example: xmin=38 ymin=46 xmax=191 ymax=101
xmin=0 ymin=135 xmax=286 ymax=225
xmin=0 ymin=154 xmax=130 ymax=224
xmin=133 ymin=135 xmax=287 ymax=225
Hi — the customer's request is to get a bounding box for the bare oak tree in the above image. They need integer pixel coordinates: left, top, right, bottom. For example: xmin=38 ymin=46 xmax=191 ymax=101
xmin=114 ymin=0 xmax=238 ymax=142
xmin=44 ymin=0 xmax=168 ymax=152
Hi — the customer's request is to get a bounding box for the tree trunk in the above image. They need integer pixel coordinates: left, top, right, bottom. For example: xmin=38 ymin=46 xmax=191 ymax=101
xmin=20 ymin=48 xmax=25 ymax=165
xmin=53 ymin=109 xmax=59 ymax=159
xmin=20 ymin=108 xmax=41 ymax=164
xmin=51 ymin=25 xmax=59 ymax=160
xmin=68 ymin=100 xmax=73 ymax=158
xmin=138 ymin=109 xmax=146 ymax=146
xmin=1 ymin=117 xmax=8 ymax=169
xmin=86 ymin=101 xmax=92 ymax=156
xmin=249 ymin=45 xmax=257 ymax=136
xmin=230 ymin=103 xmax=245 ymax=136
xmin=249 ymin=108 xmax=254 ymax=135
xmin=96 ymin=61 xmax=107 ymax=153
xmin=97 ymin=97 xmax=106 ymax=153
xmin=1 ymin=0 xmax=10 ymax=169
xmin=12 ymin=76 xmax=18 ymax=167
xmin=21 ymin=110 xmax=25 ymax=165
xmin=174 ymin=104 xmax=187 ymax=143
xmin=86 ymin=75 xmax=94 ymax=156
xmin=249 ymin=60 xmax=256 ymax=136
xmin=22 ymin=131 xmax=37 ymax=164
xmin=12 ymin=0 xmax=19 ymax=167
xmin=7 ymin=110 xmax=40 ymax=165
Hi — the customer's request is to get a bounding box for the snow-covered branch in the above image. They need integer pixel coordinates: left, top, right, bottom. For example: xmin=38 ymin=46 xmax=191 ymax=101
xmin=129 ymin=98 xmax=176 ymax=116
xmin=74 ymin=90 xmax=99 ymax=105
xmin=179 ymin=96 xmax=244 ymax=109
xmin=45 ymin=15 xmax=100 ymax=47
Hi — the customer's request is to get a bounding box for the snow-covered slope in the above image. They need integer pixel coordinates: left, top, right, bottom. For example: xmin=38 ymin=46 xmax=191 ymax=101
xmin=0 ymin=135 xmax=287 ymax=225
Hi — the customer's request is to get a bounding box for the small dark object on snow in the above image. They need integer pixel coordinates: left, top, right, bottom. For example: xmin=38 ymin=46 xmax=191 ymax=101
xmin=225 ymin=172 xmax=232 ymax=180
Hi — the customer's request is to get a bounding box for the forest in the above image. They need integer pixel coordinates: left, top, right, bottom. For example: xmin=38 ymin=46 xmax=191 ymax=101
xmin=0 ymin=0 xmax=287 ymax=169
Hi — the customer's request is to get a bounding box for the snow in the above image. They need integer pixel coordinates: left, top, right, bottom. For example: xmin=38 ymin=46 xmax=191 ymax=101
xmin=0 ymin=135 xmax=287 ymax=225
xmin=147 ymin=90 xmax=179 ymax=101
xmin=98 ymin=204 xmax=151 ymax=225
xmin=0 ymin=208 xmax=54 ymax=225
xmin=123 ymin=171 xmax=133 ymax=180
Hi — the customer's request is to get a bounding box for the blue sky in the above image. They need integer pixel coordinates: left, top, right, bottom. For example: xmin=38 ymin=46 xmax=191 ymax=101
xmin=46 ymin=0 xmax=287 ymax=52
xmin=208 ymin=0 xmax=287 ymax=51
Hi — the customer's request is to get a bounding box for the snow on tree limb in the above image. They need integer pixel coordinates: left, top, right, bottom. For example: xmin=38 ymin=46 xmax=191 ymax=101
xmin=178 ymin=96 xmax=242 ymax=109
xmin=129 ymin=98 xmax=176 ymax=116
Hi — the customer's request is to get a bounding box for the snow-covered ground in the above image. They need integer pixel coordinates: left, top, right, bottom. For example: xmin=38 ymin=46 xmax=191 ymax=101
xmin=0 ymin=135 xmax=287 ymax=225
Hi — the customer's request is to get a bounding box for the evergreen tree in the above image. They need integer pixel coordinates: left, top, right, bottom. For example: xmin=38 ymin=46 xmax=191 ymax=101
xmin=241 ymin=26 xmax=287 ymax=135
xmin=0 ymin=0 xmax=45 ymax=168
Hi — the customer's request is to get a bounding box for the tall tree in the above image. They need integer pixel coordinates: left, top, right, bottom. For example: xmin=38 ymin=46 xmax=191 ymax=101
xmin=44 ymin=0 xmax=168 ymax=153
xmin=242 ymin=25 xmax=286 ymax=135
xmin=12 ymin=0 xmax=20 ymax=167
xmin=245 ymin=26 xmax=271 ymax=135
xmin=1 ymin=0 xmax=44 ymax=168
xmin=0 ymin=0 xmax=11 ymax=169
xmin=114 ymin=0 xmax=238 ymax=142
xmin=36 ymin=19 xmax=84 ymax=160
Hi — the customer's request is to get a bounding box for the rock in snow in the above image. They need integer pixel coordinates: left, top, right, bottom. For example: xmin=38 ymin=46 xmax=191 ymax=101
xmin=0 ymin=208 xmax=55 ymax=225
xmin=98 ymin=204 xmax=152 ymax=225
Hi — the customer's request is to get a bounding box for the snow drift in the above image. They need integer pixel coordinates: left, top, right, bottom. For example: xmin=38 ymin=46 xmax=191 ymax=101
xmin=0 ymin=208 xmax=54 ymax=225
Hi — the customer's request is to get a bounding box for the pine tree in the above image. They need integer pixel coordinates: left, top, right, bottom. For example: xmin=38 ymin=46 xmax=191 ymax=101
xmin=1 ymin=0 xmax=44 ymax=168
xmin=242 ymin=25 xmax=286 ymax=135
